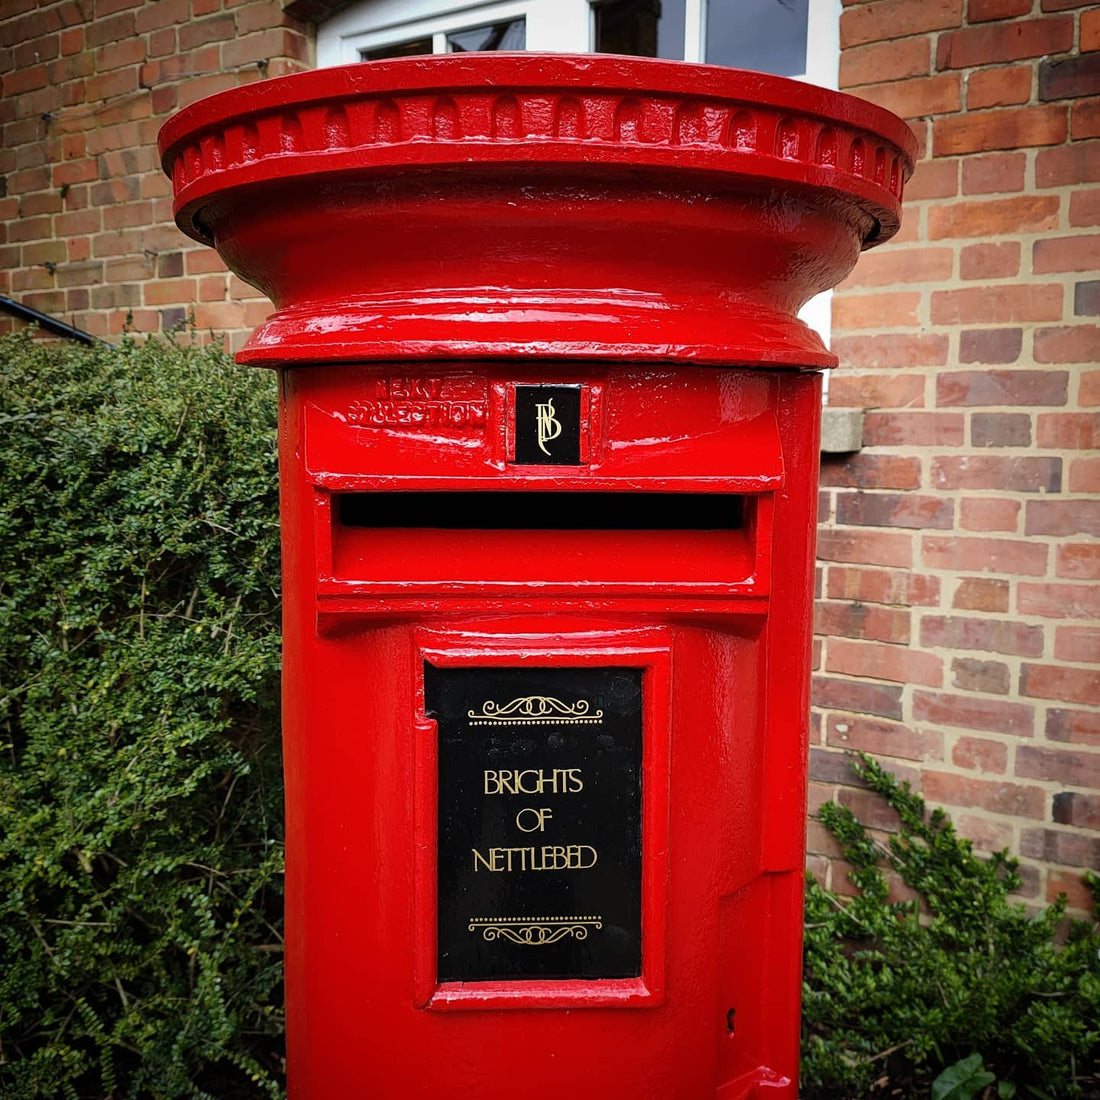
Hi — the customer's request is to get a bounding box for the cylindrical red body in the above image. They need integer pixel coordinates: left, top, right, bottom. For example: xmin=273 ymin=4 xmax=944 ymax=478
xmin=161 ymin=55 xmax=913 ymax=1099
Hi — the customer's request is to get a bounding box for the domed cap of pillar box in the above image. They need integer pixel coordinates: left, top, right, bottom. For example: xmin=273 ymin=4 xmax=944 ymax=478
xmin=158 ymin=54 xmax=916 ymax=370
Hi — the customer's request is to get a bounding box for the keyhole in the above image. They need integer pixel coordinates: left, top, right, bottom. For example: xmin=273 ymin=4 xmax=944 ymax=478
xmin=726 ymin=1007 xmax=736 ymax=1035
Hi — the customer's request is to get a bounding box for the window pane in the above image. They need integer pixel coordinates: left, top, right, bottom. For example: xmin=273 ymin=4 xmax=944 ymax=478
xmin=446 ymin=18 xmax=526 ymax=52
xmin=593 ymin=0 xmax=686 ymax=60
xmin=361 ymin=36 xmax=434 ymax=61
xmin=705 ymin=0 xmax=809 ymax=77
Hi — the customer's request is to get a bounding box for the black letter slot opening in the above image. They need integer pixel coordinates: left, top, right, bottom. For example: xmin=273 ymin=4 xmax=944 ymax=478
xmin=337 ymin=492 xmax=744 ymax=530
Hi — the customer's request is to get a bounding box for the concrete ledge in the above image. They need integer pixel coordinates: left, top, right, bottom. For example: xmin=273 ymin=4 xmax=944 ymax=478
xmin=820 ymin=407 xmax=865 ymax=453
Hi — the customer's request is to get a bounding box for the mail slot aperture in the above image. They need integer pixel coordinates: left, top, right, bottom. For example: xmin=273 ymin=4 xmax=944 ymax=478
xmin=329 ymin=490 xmax=763 ymax=595
xmin=338 ymin=492 xmax=745 ymax=530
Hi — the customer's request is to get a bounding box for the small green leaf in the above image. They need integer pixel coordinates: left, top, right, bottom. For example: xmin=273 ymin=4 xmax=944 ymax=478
xmin=932 ymin=1054 xmax=995 ymax=1100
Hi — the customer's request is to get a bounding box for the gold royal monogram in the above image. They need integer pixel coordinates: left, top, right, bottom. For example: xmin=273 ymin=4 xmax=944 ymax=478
xmin=535 ymin=397 xmax=562 ymax=455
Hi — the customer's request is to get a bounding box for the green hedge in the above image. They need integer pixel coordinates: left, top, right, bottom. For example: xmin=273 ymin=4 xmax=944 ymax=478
xmin=803 ymin=756 xmax=1100 ymax=1099
xmin=0 ymin=332 xmax=284 ymax=1099
xmin=2 ymin=332 xmax=1097 ymax=1099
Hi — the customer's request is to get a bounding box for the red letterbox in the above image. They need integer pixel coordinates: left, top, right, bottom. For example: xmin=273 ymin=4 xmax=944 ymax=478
xmin=160 ymin=55 xmax=913 ymax=1098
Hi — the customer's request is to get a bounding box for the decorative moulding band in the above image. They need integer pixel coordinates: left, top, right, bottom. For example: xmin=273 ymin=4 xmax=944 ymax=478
xmin=160 ymin=55 xmax=916 ymax=251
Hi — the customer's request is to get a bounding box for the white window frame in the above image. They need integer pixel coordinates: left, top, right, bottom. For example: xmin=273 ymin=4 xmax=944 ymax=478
xmin=320 ymin=0 xmax=838 ymax=83
xmin=318 ymin=0 xmax=592 ymax=66
xmin=317 ymin=0 xmax=840 ymax=350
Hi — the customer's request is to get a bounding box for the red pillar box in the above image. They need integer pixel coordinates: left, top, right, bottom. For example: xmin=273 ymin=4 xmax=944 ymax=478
xmin=160 ymin=55 xmax=913 ymax=1099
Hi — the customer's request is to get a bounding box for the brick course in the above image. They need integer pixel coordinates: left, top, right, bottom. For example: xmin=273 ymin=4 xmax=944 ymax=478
xmin=821 ymin=0 xmax=1100 ymax=911
xmin=0 ymin=0 xmax=311 ymax=344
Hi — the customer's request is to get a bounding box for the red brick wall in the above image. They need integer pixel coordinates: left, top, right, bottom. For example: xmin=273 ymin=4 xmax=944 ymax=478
xmin=1 ymin=0 xmax=1097 ymax=909
xmin=0 ymin=0 xmax=311 ymax=345
xmin=815 ymin=0 xmax=1100 ymax=912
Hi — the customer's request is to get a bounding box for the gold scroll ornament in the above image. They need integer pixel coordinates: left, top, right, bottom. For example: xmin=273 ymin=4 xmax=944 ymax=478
xmin=468 ymin=915 xmax=603 ymax=945
xmin=467 ymin=696 xmax=603 ymax=726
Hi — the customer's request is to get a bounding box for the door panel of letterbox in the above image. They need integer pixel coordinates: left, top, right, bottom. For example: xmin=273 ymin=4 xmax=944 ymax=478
xmin=285 ymin=619 xmax=773 ymax=1099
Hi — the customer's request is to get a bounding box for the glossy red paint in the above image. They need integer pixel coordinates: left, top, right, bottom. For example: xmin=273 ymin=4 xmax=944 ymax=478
xmin=161 ymin=55 xmax=913 ymax=1099
xmin=159 ymin=53 xmax=914 ymax=370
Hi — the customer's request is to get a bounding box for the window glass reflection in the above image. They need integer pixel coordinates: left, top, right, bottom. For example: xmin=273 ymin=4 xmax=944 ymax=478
xmin=447 ymin=18 xmax=526 ymax=52
xmin=593 ymin=0 xmax=686 ymax=61
xmin=361 ymin=36 xmax=433 ymax=61
xmin=705 ymin=0 xmax=809 ymax=77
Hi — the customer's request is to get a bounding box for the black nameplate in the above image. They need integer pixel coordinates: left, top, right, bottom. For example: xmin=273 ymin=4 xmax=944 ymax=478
xmin=513 ymin=385 xmax=582 ymax=465
xmin=426 ymin=664 xmax=642 ymax=983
